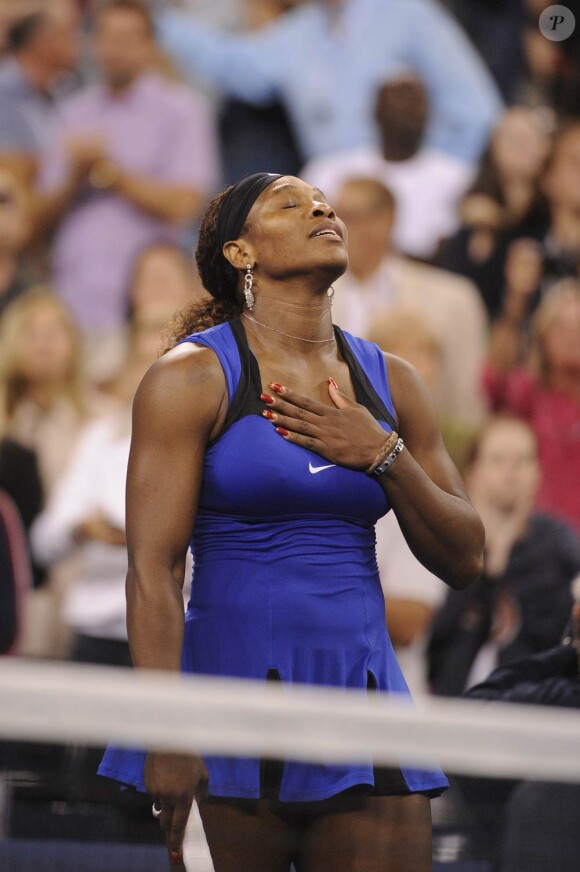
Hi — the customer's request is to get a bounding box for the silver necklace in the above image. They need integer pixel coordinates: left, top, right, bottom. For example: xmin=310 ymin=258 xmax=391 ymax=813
xmin=242 ymin=311 xmax=335 ymax=343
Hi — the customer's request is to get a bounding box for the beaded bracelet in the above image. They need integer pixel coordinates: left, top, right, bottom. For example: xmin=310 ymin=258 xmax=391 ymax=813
xmin=365 ymin=431 xmax=399 ymax=475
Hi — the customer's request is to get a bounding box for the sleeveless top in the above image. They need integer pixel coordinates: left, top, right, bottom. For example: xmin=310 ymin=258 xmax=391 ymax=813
xmin=99 ymin=318 xmax=448 ymax=801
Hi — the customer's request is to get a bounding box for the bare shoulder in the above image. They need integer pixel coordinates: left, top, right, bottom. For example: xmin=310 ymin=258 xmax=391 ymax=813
xmin=134 ymin=341 xmax=228 ymax=440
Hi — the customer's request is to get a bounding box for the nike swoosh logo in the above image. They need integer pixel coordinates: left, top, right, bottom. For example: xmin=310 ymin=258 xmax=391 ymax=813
xmin=308 ymin=462 xmax=337 ymax=474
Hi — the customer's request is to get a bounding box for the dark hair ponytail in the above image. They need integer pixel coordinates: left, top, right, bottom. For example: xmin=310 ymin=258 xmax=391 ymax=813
xmin=164 ymin=187 xmax=243 ymax=349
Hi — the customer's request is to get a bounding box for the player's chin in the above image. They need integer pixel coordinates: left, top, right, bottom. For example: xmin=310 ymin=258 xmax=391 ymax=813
xmin=315 ymin=244 xmax=348 ymax=273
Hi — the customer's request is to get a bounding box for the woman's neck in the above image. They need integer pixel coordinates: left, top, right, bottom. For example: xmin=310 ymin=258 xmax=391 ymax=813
xmin=245 ymin=282 xmax=336 ymax=353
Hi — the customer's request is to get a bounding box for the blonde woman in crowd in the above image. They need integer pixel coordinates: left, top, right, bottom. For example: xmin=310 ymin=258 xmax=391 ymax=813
xmin=0 ymin=287 xmax=97 ymax=654
xmin=484 ymin=279 xmax=580 ymax=531
xmin=0 ymin=286 xmax=89 ymax=495
xmin=31 ymin=308 xmax=173 ymax=667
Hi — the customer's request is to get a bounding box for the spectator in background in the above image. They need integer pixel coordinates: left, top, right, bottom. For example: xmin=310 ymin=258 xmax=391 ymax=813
xmin=0 ymin=437 xmax=42 ymax=538
xmin=0 ymin=0 xmax=45 ymax=57
xmin=87 ymin=242 xmax=207 ymax=383
xmin=442 ymin=118 xmax=580 ymax=324
xmin=520 ymin=0 xmax=580 ymax=118
xmin=438 ymin=106 xmax=552 ymax=319
xmin=484 ymin=279 xmax=580 ymax=531
xmin=0 ymin=421 xmax=43 ymax=590
xmin=157 ymin=0 xmax=502 ymax=167
xmin=0 ymin=287 xmax=89 ymax=497
xmin=0 ymin=0 xmax=80 ymax=186
xmin=31 ymin=310 xmax=169 ymax=667
xmin=428 ymin=416 xmax=580 ymax=697
xmin=35 ymin=0 xmax=218 ymax=370
xmin=303 ymin=74 xmax=475 ymax=259
xmin=29 ymin=308 xmax=174 ymax=821
xmin=218 ymin=0 xmax=303 ymax=183
xmin=447 ymin=0 xmax=526 ymax=104
xmin=128 ymin=242 xmax=207 ymax=322
xmin=0 ymin=164 xmax=36 ymax=316
xmin=331 ymin=177 xmax=488 ymax=426
xmin=539 ymin=121 xmax=580 ymax=286
xmin=0 ymin=287 xmax=97 ymax=657
xmin=460 ymin=586 xmax=580 ymax=872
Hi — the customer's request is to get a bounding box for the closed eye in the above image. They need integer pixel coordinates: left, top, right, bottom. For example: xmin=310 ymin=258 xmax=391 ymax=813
xmin=282 ymin=203 xmax=297 ymax=209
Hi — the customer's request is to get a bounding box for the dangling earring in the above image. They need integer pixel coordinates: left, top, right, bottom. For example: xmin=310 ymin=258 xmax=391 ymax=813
xmin=328 ymin=285 xmax=335 ymax=306
xmin=244 ymin=264 xmax=255 ymax=310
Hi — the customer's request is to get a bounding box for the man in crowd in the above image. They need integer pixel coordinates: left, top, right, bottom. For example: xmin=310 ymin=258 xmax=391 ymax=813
xmin=152 ymin=0 xmax=502 ymax=167
xmin=303 ymin=74 xmax=475 ymax=259
xmin=0 ymin=0 xmax=80 ymax=185
xmin=331 ymin=176 xmax=488 ymax=426
xmin=35 ymin=0 xmax=218 ymax=372
xmin=428 ymin=416 xmax=580 ymax=697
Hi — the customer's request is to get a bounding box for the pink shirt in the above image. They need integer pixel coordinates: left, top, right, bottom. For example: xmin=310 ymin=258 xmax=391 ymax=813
xmin=483 ymin=365 xmax=580 ymax=532
xmin=39 ymin=73 xmax=219 ymax=332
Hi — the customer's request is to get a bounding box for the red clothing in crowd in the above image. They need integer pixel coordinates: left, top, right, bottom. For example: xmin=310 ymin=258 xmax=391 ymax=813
xmin=483 ymin=365 xmax=580 ymax=532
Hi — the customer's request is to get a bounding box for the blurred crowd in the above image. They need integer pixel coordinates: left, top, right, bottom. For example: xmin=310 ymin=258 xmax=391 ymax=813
xmin=0 ymin=0 xmax=579 ymax=780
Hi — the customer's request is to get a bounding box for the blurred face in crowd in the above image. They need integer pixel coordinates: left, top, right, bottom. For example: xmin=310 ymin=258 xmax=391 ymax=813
xmin=543 ymin=125 xmax=580 ymax=214
xmin=30 ymin=0 xmax=80 ymax=76
xmin=130 ymin=245 xmax=202 ymax=319
xmin=536 ymin=285 xmax=580 ymax=376
xmin=491 ymin=108 xmax=552 ymax=183
xmin=334 ymin=179 xmax=395 ymax=279
xmin=468 ymin=419 xmax=540 ymax=515
xmin=94 ymin=5 xmax=156 ymax=90
xmin=17 ymin=299 xmax=77 ymax=387
xmin=0 ymin=167 xmax=28 ymax=253
xmin=375 ymin=75 xmax=428 ymax=158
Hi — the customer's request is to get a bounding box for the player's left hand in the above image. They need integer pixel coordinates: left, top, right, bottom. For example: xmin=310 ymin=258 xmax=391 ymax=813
xmin=260 ymin=379 xmax=388 ymax=469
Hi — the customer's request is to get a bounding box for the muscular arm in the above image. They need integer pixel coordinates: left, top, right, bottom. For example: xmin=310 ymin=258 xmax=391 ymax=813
xmin=124 ymin=343 xmax=227 ymax=672
xmin=379 ymin=354 xmax=484 ymax=590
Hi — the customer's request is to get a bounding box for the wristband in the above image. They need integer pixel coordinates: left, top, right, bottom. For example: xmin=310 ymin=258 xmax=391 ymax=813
xmin=369 ymin=437 xmax=404 ymax=477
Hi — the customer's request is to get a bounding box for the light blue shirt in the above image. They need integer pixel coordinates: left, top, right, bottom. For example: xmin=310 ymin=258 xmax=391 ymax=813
xmin=0 ymin=58 xmax=59 ymax=153
xmin=158 ymin=0 xmax=502 ymax=164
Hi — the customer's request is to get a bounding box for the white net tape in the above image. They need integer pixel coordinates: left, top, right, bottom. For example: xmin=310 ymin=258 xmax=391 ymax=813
xmin=1 ymin=659 xmax=579 ymax=783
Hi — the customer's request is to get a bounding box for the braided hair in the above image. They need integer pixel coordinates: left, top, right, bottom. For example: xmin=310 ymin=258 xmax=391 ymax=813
xmin=164 ymin=187 xmax=244 ymax=349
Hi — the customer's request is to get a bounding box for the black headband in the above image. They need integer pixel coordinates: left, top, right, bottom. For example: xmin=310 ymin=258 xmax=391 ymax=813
xmin=217 ymin=172 xmax=283 ymax=252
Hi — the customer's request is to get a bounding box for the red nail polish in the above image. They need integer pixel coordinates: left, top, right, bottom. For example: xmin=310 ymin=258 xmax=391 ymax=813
xmin=171 ymin=851 xmax=181 ymax=863
xmin=263 ymin=410 xmax=275 ymax=420
xmin=276 ymin=427 xmax=289 ymax=436
xmin=329 ymin=377 xmax=339 ymax=390
xmin=260 ymin=393 xmax=274 ymax=404
xmin=270 ymin=383 xmax=284 ymax=393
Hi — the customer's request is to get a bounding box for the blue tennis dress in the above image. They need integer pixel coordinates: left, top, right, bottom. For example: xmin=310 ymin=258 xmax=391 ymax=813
xmin=99 ymin=318 xmax=448 ymax=801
